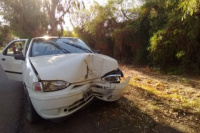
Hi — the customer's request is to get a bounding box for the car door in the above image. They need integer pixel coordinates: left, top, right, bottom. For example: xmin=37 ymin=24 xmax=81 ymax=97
xmin=0 ymin=39 xmax=28 ymax=81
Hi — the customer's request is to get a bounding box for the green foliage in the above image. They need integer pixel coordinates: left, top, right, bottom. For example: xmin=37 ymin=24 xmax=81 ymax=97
xmin=73 ymin=27 xmax=95 ymax=47
xmin=139 ymin=0 xmax=199 ymax=73
xmin=0 ymin=0 xmax=85 ymax=38
xmin=112 ymin=25 xmax=136 ymax=62
xmin=176 ymin=51 xmax=185 ymax=59
xmin=0 ymin=25 xmax=15 ymax=48
xmin=71 ymin=0 xmax=200 ymax=73
xmin=0 ymin=0 xmax=48 ymax=38
xmin=1 ymin=0 xmax=200 ymax=74
xmin=72 ymin=0 xmax=143 ymax=59
xmin=44 ymin=0 xmax=85 ymax=35
xmin=179 ymin=0 xmax=200 ymax=18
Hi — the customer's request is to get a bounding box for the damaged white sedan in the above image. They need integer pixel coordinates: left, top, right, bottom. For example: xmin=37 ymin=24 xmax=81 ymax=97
xmin=0 ymin=37 xmax=130 ymax=123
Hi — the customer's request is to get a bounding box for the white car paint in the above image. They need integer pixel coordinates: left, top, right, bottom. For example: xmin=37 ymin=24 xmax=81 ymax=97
xmin=0 ymin=37 xmax=130 ymax=120
xmin=0 ymin=39 xmax=28 ymax=81
xmin=29 ymin=53 xmax=118 ymax=83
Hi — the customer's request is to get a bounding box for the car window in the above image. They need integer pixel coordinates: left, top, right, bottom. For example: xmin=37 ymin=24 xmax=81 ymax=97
xmin=31 ymin=38 xmax=94 ymax=57
xmin=3 ymin=41 xmax=25 ymax=56
xmin=31 ymin=41 xmax=64 ymax=57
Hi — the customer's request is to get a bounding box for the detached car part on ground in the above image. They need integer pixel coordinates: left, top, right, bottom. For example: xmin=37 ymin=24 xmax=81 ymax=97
xmin=0 ymin=37 xmax=130 ymax=123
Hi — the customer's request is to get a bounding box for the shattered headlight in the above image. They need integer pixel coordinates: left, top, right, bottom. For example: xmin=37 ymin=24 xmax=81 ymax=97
xmin=102 ymin=69 xmax=123 ymax=83
xmin=102 ymin=74 xmax=121 ymax=83
xmin=42 ymin=80 xmax=70 ymax=92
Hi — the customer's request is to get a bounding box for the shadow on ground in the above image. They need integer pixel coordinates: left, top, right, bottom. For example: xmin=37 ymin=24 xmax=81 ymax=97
xmin=17 ymin=96 xmax=182 ymax=133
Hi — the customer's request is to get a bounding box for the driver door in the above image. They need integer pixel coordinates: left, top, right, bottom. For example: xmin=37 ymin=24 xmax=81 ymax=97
xmin=0 ymin=39 xmax=28 ymax=81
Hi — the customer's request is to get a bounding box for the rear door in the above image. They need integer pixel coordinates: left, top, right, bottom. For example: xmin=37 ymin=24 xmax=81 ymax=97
xmin=0 ymin=39 xmax=28 ymax=81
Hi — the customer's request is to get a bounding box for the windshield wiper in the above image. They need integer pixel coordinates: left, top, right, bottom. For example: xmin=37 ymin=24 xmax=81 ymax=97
xmin=47 ymin=41 xmax=70 ymax=54
xmin=63 ymin=42 xmax=92 ymax=53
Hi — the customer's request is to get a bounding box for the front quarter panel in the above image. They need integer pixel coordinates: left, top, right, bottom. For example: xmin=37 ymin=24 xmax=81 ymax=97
xmin=23 ymin=38 xmax=38 ymax=89
xmin=23 ymin=58 xmax=38 ymax=89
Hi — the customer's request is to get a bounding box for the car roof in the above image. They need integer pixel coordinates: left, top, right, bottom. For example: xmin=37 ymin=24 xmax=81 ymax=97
xmin=33 ymin=36 xmax=77 ymax=40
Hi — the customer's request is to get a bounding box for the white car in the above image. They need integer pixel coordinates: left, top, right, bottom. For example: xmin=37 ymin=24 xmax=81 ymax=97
xmin=0 ymin=37 xmax=130 ymax=123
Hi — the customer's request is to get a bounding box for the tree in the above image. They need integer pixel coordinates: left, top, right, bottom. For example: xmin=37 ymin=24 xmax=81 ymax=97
xmin=0 ymin=25 xmax=15 ymax=48
xmin=0 ymin=0 xmax=85 ymax=37
xmin=0 ymin=0 xmax=48 ymax=38
xmin=43 ymin=0 xmax=85 ymax=35
xmin=147 ymin=0 xmax=200 ymax=72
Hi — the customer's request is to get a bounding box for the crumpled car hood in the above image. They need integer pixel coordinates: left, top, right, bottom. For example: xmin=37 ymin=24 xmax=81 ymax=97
xmin=29 ymin=53 xmax=118 ymax=83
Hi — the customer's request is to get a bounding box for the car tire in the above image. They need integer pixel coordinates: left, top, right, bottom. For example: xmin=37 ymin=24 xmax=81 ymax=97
xmin=24 ymin=86 xmax=40 ymax=123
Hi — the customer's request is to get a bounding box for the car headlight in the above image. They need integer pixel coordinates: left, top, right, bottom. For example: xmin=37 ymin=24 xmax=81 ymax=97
xmin=102 ymin=69 xmax=124 ymax=83
xmin=42 ymin=80 xmax=70 ymax=92
xmin=102 ymin=74 xmax=121 ymax=83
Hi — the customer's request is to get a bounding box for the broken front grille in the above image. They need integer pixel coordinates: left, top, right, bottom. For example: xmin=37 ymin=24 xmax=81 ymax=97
xmin=65 ymin=95 xmax=94 ymax=112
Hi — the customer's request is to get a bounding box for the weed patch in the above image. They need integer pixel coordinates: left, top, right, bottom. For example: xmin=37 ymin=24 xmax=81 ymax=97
xmin=129 ymin=77 xmax=200 ymax=117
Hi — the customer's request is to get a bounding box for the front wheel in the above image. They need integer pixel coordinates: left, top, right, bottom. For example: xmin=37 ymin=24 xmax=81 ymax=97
xmin=24 ymin=87 xmax=40 ymax=123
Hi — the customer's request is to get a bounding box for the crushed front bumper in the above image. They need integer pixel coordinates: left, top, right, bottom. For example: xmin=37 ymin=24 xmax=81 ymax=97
xmin=29 ymin=77 xmax=130 ymax=119
xmin=91 ymin=77 xmax=130 ymax=101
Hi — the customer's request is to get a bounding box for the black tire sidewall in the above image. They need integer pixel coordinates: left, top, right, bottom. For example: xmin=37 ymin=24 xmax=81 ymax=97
xmin=24 ymin=85 xmax=40 ymax=123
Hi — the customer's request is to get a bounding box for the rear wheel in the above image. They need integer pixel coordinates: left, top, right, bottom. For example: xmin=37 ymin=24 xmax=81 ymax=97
xmin=24 ymin=86 xmax=40 ymax=123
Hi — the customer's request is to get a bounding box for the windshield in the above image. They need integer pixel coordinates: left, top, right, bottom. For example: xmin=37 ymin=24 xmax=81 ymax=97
xmin=30 ymin=38 xmax=94 ymax=57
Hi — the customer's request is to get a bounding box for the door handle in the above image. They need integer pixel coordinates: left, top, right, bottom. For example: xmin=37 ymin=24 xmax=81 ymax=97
xmin=1 ymin=58 xmax=5 ymax=61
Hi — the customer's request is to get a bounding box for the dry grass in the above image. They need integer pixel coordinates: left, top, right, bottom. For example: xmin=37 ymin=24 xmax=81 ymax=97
xmin=120 ymin=64 xmax=200 ymax=133
xmin=129 ymin=77 xmax=200 ymax=114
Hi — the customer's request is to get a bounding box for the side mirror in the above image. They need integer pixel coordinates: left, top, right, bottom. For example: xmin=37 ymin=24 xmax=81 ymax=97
xmin=14 ymin=54 xmax=25 ymax=61
xmin=96 ymin=50 xmax=101 ymax=54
